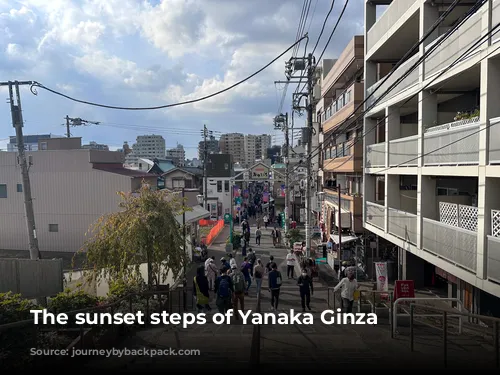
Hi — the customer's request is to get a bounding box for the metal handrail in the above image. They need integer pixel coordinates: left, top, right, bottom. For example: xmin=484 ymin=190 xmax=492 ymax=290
xmin=407 ymin=303 xmax=499 ymax=368
xmin=328 ymin=287 xmax=392 ymax=313
xmin=250 ymin=290 xmax=262 ymax=366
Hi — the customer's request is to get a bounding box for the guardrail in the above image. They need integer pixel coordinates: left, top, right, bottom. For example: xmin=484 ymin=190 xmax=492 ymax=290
xmin=250 ymin=289 xmax=262 ymax=366
xmin=393 ymin=297 xmax=464 ymax=336
xmin=406 ymin=304 xmax=500 ymax=368
xmin=327 ymin=287 xmax=393 ymax=314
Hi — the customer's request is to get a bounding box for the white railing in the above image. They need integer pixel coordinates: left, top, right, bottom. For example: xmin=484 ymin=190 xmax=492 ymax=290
xmin=365 ymin=143 xmax=385 ymax=168
xmin=389 ymin=135 xmax=418 ymax=166
xmin=425 ymin=116 xmax=479 ymax=134
xmin=492 ymin=209 xmax=500 ymax=238
xmin=423 ymin=218 xmax=477 ymax=272
xmin=489 ymin=117 xmax=500 ymax=164
xmin=366 ymin=201 xmax=385 ymax=230
xmin=367 ymin=0 xmax=415 ymax=53
xmin=388 ymin=207 xmax=417 ymax=245
xmin=487 ymin=235 xmax=500 ymax=284
xmin=366 ymin=54 xmax=419 ymax=108
xmin=439 ymin=202 xmax=478 ymax=232
xmin=423 ymin=121 xmax=480 ymax=166
xmin=425 ymin=10 xmax=482 ymax=78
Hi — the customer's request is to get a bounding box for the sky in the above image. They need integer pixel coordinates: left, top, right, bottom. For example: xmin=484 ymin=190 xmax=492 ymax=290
xmin=0 ymin=0 xmax=365 ymax=159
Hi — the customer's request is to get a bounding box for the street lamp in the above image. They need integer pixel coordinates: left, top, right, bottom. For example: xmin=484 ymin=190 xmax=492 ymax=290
xmin=196 ymin=194 xmax=203 ymax=206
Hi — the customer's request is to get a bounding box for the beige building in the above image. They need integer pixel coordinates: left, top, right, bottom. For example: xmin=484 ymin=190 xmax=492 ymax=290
xmin=0 ymin=145 xmax=157 ymax=254
xmin=219 ymin=133 xmax=245 ymax=165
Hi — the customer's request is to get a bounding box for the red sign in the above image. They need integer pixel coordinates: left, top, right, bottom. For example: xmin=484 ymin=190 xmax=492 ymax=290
xmin=393 ymin=280 xmax=415 ymax=301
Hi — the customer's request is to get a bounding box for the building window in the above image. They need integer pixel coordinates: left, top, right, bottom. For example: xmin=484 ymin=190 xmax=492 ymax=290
xmin=49 ymin=224 xmax=58 ymax=232
xmin=0 ymin=184 xmax=6 ymax=198
xmin=16 ymin=184 xmax=22 ymax=192
xmin=224 ymin=180 xmax=229 ymax=192
xmin=173 ymin=179 xmax=185 ymax=189
xmin=217 ymin=181 xmax=222 ymax=192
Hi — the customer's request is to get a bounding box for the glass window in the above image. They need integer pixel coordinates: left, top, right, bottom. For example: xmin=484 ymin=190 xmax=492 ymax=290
xmin=0 ymin=184 xmax=6 ymax=198
xmin=346 ymin=90 xmax=351 ymax=103
xmin=224 ymin=180 xmax=229 ymax=192
xmin=16 ymin=184 xmax=22 ymax=192
xmin=217 ymin=181 xmax=222 ymax=192
xmin=49 ymin=224 xmax=58 ymax=232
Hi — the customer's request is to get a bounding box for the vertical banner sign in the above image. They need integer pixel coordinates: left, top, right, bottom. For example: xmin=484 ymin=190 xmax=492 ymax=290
xmin=262 ymin=192 xmax=269 ymax=203
xmin=280 ymin=184 xmax=285 ymax=197
xmin=375 ymin=262 xmax=389 ymax=291
xmin=233 ymin=186 xmax=240 ymax=197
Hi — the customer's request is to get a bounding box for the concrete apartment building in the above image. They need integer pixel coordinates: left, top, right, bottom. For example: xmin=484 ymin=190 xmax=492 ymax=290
xmin=198 ymin=135 xmax=219 ymax=160
xmin=125 ymin=135 xmax=166 ymax=166
xmin=255 ymin=134 xmax=272 ymax=160
xmin=0 ymin=138 xmax=157 ymax=254
xmin=316 ymin=36 xmax=365 ymax=236
xmin=244 ymin=135 xmax=257 ymax=166
xmin=82 ymin=141 xmax=109 ymax=151
xmin=166 ymin=144 xmax=186 ymax=167
xmin=363 ymin=0 xmax=500 ymax=313
xmin=219 ymin=133 xmax=245 ymax=165
xmin=204 ymin=154 xmax=234 ymax=218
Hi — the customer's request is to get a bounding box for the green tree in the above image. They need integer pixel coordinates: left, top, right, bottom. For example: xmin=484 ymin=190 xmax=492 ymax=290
xmin=286 ymin=228 xmax=304 ymax=248
xmin=78 ymin=183 xmax=190 ymax=288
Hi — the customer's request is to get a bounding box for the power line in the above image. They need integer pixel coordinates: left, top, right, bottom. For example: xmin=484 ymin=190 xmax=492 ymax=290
xmin=30 ymin=35 xmax=307 ymax=111
xmin=311 ymin=0 xmax=335 ymax=56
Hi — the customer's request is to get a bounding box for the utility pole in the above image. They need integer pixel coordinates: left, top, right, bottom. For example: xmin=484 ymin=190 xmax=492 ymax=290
xmin=65 ymin=116 xmax=100 ymax=137
xmin=337 ymin=184 xmax=342 ymax=270
xmin=7 ymin=81 xmax=41 ymax=262
xmin=305 ymin=53 xmax=314 ymax=258
xmin=201 ymin=125 xmax=209 ymax=212
xmin=182 ymin=187 xmax=187 ymax=311
xmin=274 ymin=113 xmax=289 ymax=235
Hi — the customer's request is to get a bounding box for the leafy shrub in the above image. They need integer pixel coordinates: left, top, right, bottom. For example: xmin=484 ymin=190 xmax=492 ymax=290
xmin=107 ymin=279 xmax=146 ymax=302
xmin=48 ymin=289 xmax=100 ymax=313
xmin=286 ymin=228 xmax=304 ymax=247
xmin=229 ymin=232 xmax=242 ymax=249
xmin=0 ymin=292 xmax=42 ymax=325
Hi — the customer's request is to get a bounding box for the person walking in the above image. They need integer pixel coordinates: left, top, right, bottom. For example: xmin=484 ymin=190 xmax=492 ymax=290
xmin=255 ymin=227 xmax=262 ymax=245
xmin=240 ymin=257 xmax=252 ymax=295
xmin=215 ymin=268 xmax=234 ymax=313
xmin=263 ymin=214 xmax=269 ymax=229
xmin=193 ymin=266 xmax=211 ymax=312
xmin=268 ymin=263 xmax=282 ymax=311
xmin=230 ymin=265 xmax=246 ymax=319
xmin=333 ymin=270 xmax=359 ymax=314
xmin=241 ymin=237 xmax=247 ymax=257
xmin=205 ymin=258 xmax=218 ymax=291
xmin=247 ymin=248 xmax=256 ymax=277
xmin=228 ymin=253 xmax=237 ymax=269
xmin=271 ymin=228 xmax=277 ymax=247
xmin=220 ymin=257 xmax=231 ymax=273
xmin=265 ymin=255 xmax=276 ymax=274
xmin=253 ymin=259 xmax=265 ymax=294
xmin=297 ymin=268 xmax=314 ymax=312
xmin=286 ymin=249 xmax=296 ymax=279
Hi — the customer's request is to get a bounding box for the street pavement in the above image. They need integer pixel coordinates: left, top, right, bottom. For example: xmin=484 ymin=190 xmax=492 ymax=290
xmin=72 ymin=223 xmax=499 ymax=370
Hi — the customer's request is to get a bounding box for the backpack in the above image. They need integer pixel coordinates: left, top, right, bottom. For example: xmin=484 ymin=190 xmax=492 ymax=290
xmin=218 ymin=277 xmax=230 ymax=297
xmin=276 ymin=271 xmax=282 ymax=286
xmin=232 ymin=272 xmax=245 ymax=293
xmin=248 ymin=253 xmax=256 ymax=264
xmin=254 ymin=268 xmax=263 ymax=279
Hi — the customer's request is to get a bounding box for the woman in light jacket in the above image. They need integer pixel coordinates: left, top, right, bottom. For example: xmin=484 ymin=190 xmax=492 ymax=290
xmin=253 ymin=259 xmax=265 ymax=294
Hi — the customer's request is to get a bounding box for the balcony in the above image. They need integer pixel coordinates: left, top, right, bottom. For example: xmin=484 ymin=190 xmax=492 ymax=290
xmin=322 ymin=82 xmax=363 ymax=134
xmin=387 ymin=207 xmax=417 ymax=244
xmin=324 ymin=188 xmax=363 ymax=232
xmin=365 ymin=142 xmax=385 ymax=168
xmin=366 ymin=0 xmax=416 ymax=54
xmin=489 ymin=116 xmax=500 ymax=163
xmin=366 ymin=53 xmax=419 ymax=109
xmin=487 ymin=209 xmax=500 ymax=283
xmin=365 ymin=201 xmax=385 ymax=230
xmin=321 ymin=36 xmax=364 ymax=98
xmin=323 ymin=141 xmax=362 ymax=173
xmin=423 ymin=117 xmax=480 ymax=166
xmin=389 ymin=135 xmax=418 ymax=167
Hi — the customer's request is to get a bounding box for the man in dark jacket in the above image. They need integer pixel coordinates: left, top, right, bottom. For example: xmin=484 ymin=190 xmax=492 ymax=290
xmin=215 ymin=269 xmax=234 ymax=313
xmin=297 ymin=268 xmax=314 ymax=312
xmin=268 ymin=263 xmax=282 ymax=311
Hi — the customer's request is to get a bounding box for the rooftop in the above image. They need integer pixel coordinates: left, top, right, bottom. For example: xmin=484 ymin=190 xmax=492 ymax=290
xmin=93 ymin=164 xmax=157 ymax=178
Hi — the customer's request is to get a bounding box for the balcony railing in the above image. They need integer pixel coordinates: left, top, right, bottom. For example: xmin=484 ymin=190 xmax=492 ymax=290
xmin=423 ymin=218 xmax=477 ymax=272
xmin=389 ymin=135 xmax=418 ymax=167
xmin=423 ymin=118 xmax=480 ymax=166
xmin=366 ymin=0 xmax=415 ymax=53
xmin=366 ymin=201 xmax=385 ymax=230
xmin=492 ymin=209 xmax=500 ymax=238
xmin=365 ymin=143 xmax=385 ymax=168
xmin=439 ymin=202 xmax=478 ymax=232
xmin=489 ymin=116 xmax=500 ymax=163
xmin=387 ymin=207 xmax=417 ymax=245
xmin=487 ymin=236 xmax=500 ymax=284
xmin=424 ymin=9 xmax=482 ymax=78
xmin=366 ymin=54 xmax=419 ymax=109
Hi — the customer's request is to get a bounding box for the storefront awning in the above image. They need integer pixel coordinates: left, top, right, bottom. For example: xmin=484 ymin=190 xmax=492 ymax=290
xmin=330 ymin=234 xmax=358 ymax=245
xmin=175 ymin=205 xmax=210 ymax=225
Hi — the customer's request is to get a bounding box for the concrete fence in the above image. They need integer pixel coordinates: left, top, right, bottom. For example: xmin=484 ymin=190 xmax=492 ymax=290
xmin=0 ymin=258 xmax=64 ymax=298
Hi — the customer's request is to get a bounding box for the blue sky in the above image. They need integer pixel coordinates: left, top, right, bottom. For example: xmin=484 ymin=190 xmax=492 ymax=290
xmin=0 ymin=0 xmax=364 ymax=158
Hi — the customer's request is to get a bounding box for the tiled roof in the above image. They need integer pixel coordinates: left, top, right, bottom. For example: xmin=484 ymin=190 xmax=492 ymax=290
xmin=93 ymin=164 xmax=157 ymax=178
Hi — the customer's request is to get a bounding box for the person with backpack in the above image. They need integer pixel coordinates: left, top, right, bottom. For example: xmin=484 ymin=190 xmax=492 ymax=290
xmin=265 ymin=255 xmax=276 ymax=274
xmin=230 ymin=264 xmax=246 ymax=319
xmin=297 ymin=268 xmax=314 ymax=312
xmin=268 ymin=263 xmax=282 ymax=311
xmin=253 ymin=259 xmax=265 ymax=294
xmin=247 ymin=248 xmax=256 ymax=277
xmin=193 ymin=266 xmax=211 ymax=312
xmin=255 ymin=227 xmax=262 ymax=245
xmin=214 ymin=268 xmax=234 ymax=313
xmin=240 ymin=257 xmax=252 ymax=295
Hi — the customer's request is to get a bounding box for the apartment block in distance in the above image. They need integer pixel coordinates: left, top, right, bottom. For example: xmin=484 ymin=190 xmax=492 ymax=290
xmin=219 ymin=133 xmax=245 ymax=165
xmin=363 ymin=0 xmax=500 ymax=313
xmin=317 ymin=35 xmax=365 ymax=237
xmin=125 ymin=134 xmax=166 ymax=166
xmin=0 ymin=138 xmax=157 ymax=254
